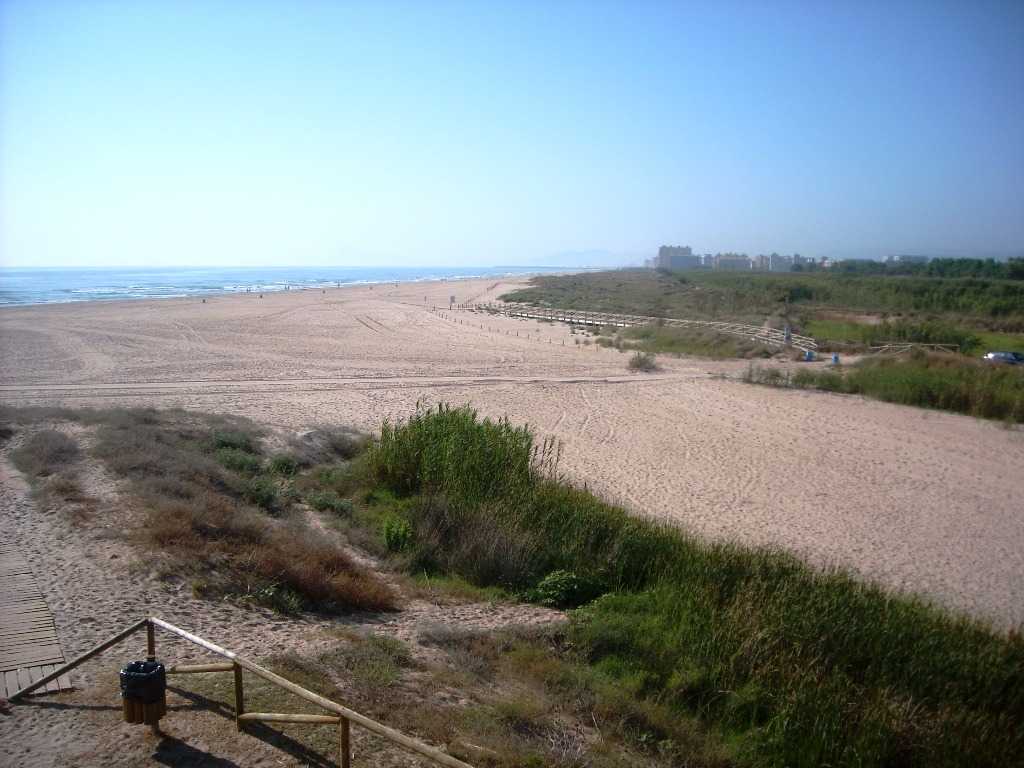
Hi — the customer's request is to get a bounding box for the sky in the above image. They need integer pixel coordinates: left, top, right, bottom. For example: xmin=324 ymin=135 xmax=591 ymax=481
xmin=1 ymin=0 xmax=1022 ymax=269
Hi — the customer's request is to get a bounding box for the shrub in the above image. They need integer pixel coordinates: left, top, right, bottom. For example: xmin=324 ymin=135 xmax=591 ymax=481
xmin=86 ymin=408 xmax=396 ymax=613
xmin=237 ymin=475 xmax=278 ymax=510
xmin=215 ymin=447 xmax=262 ymax=474
xmin=383 ymin=515 xmax=413 ymax=552
xmin=527 ymin=569 xmax=603 ymax=608
xmin=320 ymin=634 xmax=414 ymax=691
xmin=306 ymin=490 xmax=354 ymax=515
xmin=628 ymin=351 xmax=659 ymax=371
xmin=211 ymin=429 xmax=258 ymax=453
xmin=11 ymin=430 xmax=80 ymax=477
xmin=748 ymin=353 xmax=1024 ymax=423
xmin=269 ymin=453 xmax=299 ymax=476
xmin=290 ymin=427 xmax=368 ymax=465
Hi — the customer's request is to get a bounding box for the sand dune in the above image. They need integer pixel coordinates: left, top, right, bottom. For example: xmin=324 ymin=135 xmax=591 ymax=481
xmin=2 ymin=276 xmax=1022 ymax=627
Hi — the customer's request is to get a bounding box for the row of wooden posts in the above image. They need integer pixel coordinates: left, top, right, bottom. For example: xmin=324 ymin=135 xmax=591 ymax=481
xmin=10 ymin=617 xmax=474 ymax=768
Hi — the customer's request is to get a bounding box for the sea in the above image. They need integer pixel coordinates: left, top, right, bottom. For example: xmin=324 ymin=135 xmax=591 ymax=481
xmin=0 ymin=266 xmax=565 ymax=306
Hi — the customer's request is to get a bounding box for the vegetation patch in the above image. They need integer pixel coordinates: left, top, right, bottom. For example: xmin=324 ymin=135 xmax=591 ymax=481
xmin=1 ymin=407 xmax=396 ymax=614
xmin=502 ymin=269 xmax=1024 ymax=333
xmin=627 ymin=350 xmax=659 ymax=371
xmin=11 ymin=429 xmax=80 ymax=477
xmin=349 ymin=404 xmax=1023 ymax=766
xmin=745 ymin=352 xmax=1024 ymax=422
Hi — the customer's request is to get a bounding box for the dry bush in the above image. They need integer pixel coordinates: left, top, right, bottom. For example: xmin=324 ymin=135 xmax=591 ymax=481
xmin=627 ymin=351 xmax=659 ymax=372
xmin=289 ymin=427 xmax=368 ymax=466
xmin=11 ymin=430 xmax=80 ymax=477
xmin=83 ymin=407 xmax=396 ymax=614
xmin=255 ymin=527 xmax=397 ymax=612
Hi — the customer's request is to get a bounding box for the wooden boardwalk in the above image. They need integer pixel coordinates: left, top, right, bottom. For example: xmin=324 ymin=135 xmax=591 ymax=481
xmin=462 ymin=303 xmax=820 ymax=352
xmin=0 ymin=542 xmax=72 ymax=698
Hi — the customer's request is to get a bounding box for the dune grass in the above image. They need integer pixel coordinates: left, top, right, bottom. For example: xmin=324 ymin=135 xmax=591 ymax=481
xmin=90 ymin=409 xmax=396 ymax=613
xmin=353 ymin=404 xmax=1023 ymax=767
xmin=598 ymin=323 xmax=776 ymax=359
xmin=0 ymin=407 xmax=395 ymax=614
xmin=746 ymin=352 xmax=1024 ymax=423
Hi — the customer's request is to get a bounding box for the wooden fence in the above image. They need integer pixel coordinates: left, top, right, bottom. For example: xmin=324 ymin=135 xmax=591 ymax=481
xmin=8 ymin=617 xmax=474 ymax=768
xmin=867 ymin=343 xmax=960 ymax=355
xmin=455 ymin=302 xmax=819 ymax=352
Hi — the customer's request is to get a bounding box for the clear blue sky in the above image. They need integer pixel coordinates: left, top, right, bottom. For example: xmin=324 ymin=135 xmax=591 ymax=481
xmin=1 ymin=0 xmax=1021 ymax=268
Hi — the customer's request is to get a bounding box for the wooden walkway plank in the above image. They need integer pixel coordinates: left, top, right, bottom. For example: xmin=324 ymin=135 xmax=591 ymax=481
xmin=0 ymin=543 xmax=72 ymax=698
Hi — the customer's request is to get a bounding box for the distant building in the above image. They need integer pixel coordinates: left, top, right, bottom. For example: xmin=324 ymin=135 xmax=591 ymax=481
xmin=769 ymin=253 xmax=793 ymax=272
xmin=887 ymin=254 xmax=930 ymax=265
xmin=656 ymin=245 xmax=702 ymax=270
xmin=714 ymin=252 xmax=752 ymax=271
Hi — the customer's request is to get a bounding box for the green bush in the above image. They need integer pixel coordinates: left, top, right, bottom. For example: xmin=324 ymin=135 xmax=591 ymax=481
xmin=269 ymin=453 xmax=299 ymax=476
xmin=749 ymin=354 xmax=1024 ymax=422
xmin=248 ymin=582 xmax=305 ymax=614
xmin=211 ymin=429 xmax=258 ymax=453
xmin=382 ymin=515 xmax=413 ymax=552
xmin=526 ymin=569 xmax=603 ymax=608
xmin=374 ymin=403 xmax=557 ymax=508
xmin=306 ymin=490 xmax=354 ymax=515
xmin=215 ymin=447 xmax=262 ymax=474
xmin=238 ymin=475 xmax=278 ymax=510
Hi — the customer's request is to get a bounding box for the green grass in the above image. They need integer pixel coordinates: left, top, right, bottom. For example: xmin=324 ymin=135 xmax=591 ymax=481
xmin=352 ymin=404 xmax=1024 ymax=767
xmin=610 ymin=324 xmax=774 ymax=359
xmin=976 ymin=330 xmax=1024 ymax=353
xmin=802 ymin=318 xmax=873 ymax=342
xmin=746 ymin=352 xmax=1024 ymax=422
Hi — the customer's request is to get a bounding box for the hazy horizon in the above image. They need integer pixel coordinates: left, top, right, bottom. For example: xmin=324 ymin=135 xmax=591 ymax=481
xmin=2 ymin=0 xmax=1022 ymax=269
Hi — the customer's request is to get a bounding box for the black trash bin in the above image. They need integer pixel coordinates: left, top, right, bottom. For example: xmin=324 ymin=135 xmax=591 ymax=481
xmin=120 ymin=660 xmax=167 ymax=725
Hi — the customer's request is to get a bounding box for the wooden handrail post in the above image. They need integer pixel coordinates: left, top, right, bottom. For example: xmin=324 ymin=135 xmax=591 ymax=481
xmin=340 ymin=717 xmax=351 ymax=768
xmin=233 ymin=662 xmax=245 ymax=731
xmin=146 ymin=620 xmax=156 ymax=662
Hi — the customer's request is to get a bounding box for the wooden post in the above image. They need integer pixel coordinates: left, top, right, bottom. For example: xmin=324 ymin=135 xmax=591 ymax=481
xmin=339 ymin=717 xmax=351 ymax=768
xmin=146 ymin=620 xmax=156 ymax=662
xmin=233 ymin=663 xmax=244 ymax=730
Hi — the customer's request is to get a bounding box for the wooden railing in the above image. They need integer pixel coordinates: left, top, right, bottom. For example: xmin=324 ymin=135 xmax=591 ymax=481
xmin=9 ymin=617 xmax=474 ymax=768
xmin=868 ymin=343 xmax=960 ymax=355
xmin=451 ymin=302 xmax=819 ymax=352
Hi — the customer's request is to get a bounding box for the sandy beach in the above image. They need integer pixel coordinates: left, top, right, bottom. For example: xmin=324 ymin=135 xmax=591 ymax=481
xmin=1 ymin=275 xmax=1022 ymax=628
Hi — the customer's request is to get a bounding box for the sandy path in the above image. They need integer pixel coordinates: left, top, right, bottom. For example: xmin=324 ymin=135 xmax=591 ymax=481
xmin=2 ymin=277 xmax=1022 ymax=628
